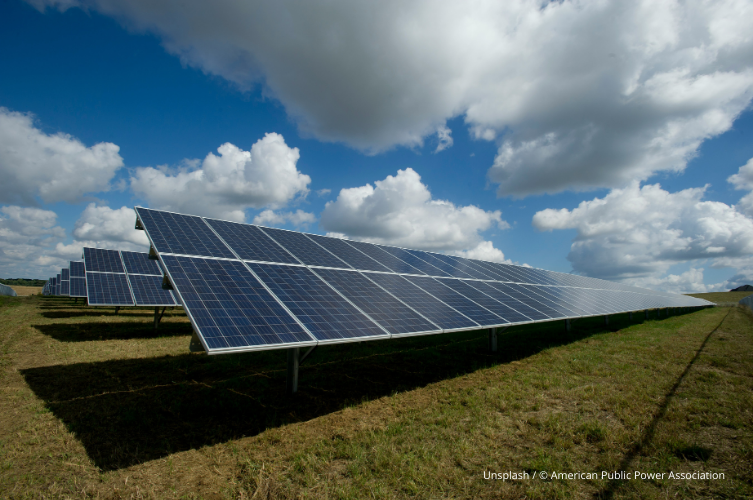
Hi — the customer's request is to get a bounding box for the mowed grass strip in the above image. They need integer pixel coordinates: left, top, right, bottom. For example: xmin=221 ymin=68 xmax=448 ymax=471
xmin=0 ymin=295 xmax=750 ymax=499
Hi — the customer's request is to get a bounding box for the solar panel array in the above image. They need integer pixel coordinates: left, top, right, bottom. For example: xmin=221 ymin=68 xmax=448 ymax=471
xmin=83 ymin=247 xmax=178 ymax=307
xmin=135 ymin=207 xmax=712 ymax=355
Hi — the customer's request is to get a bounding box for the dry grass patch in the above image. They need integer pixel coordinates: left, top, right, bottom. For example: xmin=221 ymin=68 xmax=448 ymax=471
xmin=0 ymin=296 xmax=750 ymax=499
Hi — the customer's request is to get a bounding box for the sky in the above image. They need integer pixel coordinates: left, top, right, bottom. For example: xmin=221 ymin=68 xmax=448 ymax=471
xmin=1 ymin=0 xmax=753 ymax=293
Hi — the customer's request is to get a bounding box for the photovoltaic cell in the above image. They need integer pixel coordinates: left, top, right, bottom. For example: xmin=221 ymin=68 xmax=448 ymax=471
xmin=365 ymin=272 xmax=478 ymax=331
xmin=314 ymin=268 xmax=440 ymax=335
xmin=69 ymin=277 xmax=87 ymax=297
xmin=258 ymin=227 xmax=351 ymax=269
xmin=304 ymin=234 xmax=392 ymax=272
xmin=435 ymin=278 xmax=532 ymax=324
xmin=136 ymin=207 xmax=235 ymax=258
xmin=161 ymin=256 xmax=313 ymax=350
xmin=205 ymin=218 xmax=299 ymax=264
xmin=84 ymin=247 xmax=125 ymax=273
xmin=249 ymin=263 xmax=388 ymax=341
xmin=86 ymin=273 xmax=134 ymax=306
xmin=342 ymin=240 xmax=425 ymax=275
xmin=402 ymin=275 xmax=507 ymax=326
xmin=127 ymin=274 xmax=178 ymax=306
xmin=121 ymin=250 xmax=163 ymax=275
xmin=70 ymin=261 xmax=85 ymax=278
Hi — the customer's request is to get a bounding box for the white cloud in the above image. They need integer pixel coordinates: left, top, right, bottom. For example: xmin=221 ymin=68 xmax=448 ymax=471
xmin=0 ymin=205 xmax=66 ymax=277
xmin=532 ymin=182 xmax=753 ymax=290
xmin=253 ymin=209 xmax=316 ymax=228
xmin=130 ymin=133 xmax=311 ymax=221
xmin=728 ymin=157 xmax=753 ymax=216
xmin=31 ymin=0 xmax=753 ymax=194
xmin=434 ymin=125 xmax=453 ymax=153
xmin=320 ymin=167 xmax=508 ymax=254
xmin=0 ymin=107 xmax=123 ymax=205
xmin=451 ymin=241 xmax=510 ymax=264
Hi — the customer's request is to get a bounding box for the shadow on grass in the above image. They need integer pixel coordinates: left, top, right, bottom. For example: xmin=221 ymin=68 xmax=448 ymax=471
xmin=33 ymin=319 xmax=193 ymax=342
xmin=20 ymin=314 xmax=655 ymax=471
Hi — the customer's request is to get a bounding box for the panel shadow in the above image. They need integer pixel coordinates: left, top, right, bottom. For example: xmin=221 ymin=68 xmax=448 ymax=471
xmin=21 ymin=320 xmax=604 ymax=471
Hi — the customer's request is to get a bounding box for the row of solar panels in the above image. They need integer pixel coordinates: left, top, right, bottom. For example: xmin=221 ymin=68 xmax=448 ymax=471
xmin=42 ymin=250 xmax=178 ymax=307
xmin=134 ymin=207 xmax=712 ymax=355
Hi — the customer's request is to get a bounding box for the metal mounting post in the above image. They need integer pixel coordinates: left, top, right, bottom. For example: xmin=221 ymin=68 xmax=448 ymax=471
xmin=287 ymin=347 xmax=300 ymax=395
xmin=488 ymin=328 xmax=498 ymax=352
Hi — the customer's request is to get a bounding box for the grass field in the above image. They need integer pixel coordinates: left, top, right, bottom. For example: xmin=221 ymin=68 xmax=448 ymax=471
xmin=0 ymin=294 xmax=751 ymax=498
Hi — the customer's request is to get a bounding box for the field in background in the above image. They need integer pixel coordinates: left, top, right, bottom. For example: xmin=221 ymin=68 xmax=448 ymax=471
xmin=0 ymin=295 xmax=751 ymax=498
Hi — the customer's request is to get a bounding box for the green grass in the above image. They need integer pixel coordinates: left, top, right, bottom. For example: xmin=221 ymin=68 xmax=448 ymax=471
xmin=0 ymin=296 xmax=751 ymax=498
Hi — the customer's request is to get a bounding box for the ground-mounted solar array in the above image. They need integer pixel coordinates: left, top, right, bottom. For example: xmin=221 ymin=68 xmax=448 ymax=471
xmin=135 ymin=207 xmax=713 ymax=356
xmin=83 ymin=247 xmax=178 ymax=307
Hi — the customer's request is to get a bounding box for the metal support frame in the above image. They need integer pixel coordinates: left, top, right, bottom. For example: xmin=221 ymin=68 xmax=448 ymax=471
xmin=153 ymin=306 xmax=167 ymax=329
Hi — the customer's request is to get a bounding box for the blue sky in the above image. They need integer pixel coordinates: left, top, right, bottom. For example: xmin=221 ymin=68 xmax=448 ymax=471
xmin=2 ymin=0 xmax=753 ymax=293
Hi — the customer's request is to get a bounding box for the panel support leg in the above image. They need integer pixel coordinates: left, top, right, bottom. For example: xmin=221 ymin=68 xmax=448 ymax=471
xmin=488 ymin=328 xmax=498 ymax=352
xmin=565 ymin=319 xmax=571 ymax=333
xmin=287 ymin=347 xmax=300 ymax=395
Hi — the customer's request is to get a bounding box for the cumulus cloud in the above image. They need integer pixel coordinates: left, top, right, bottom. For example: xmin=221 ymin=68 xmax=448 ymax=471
xmin=0 ymin=205 xmax=67 ymax=277
xmin=533 ymin=182 xmax=753 ymax=290
xmin=253 ymin=209 xmax=316 ymax=228
xmin=130 ymin=133 xmax=311 ymax=221
xmin=728 ymin=157 xmax=753 ymax=216
xmin=320 ymin=168 xmax=508 ymax=254
xmin=30 ymin=0 xmax=753 ymax=194
xmin=0 ymin=107 xmax=123 ymax=205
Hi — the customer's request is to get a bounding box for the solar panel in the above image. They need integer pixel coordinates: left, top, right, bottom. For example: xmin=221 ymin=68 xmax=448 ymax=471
xmin=161 ymin=255 xmax=314 ymax=352
xmin=69 ymin=277 xmax=87 ymax=297
xmin=257 ymin=227 xmax=351 ymax=269
xmin=303 ymin=234 xmax=392 ymax=272
xmin=127 ymin=274 xmax=177 ymax=306
xmin=365 ymin=272 xmax=479 ymax=331
xmin=132 ymin=206 xmax=713 ymax=359
xmin=86 ymin=273 xmax=134 ymax=306
xmin=121 ymin=250 xmax=163 ymax=275
xmin=205 ymin=218 xmax=299 ymax=264
xmin=248 ymin=263 xmax=388 ymax=342
xmin=313 ymin=268 xmax=440 ymax=335
xmin=135 ymin=207 xmax=235 ymax=259
xmin=70 ymin=261 xmax=85 ymax=278
xmin=84 ymin=248 xmax=125 ymax=273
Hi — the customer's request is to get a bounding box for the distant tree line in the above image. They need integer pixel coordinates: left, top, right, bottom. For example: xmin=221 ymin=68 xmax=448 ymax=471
xmin=0 ymin=279 xmax=46 ymax=287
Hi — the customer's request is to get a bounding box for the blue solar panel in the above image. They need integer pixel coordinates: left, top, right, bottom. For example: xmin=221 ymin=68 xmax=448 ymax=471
xmin=205 ymin=218 xmax=299 ymax=264
xmin=249 ymin=263 xmax=388 ymax=342
xmin=84 ymin=247 xmax=125 ymax=273
xmin=376 ymin=245 xmax=452 ymax=277
xmin=69 ymin=277 xmax=87 ymax=297
xmin=121 ymin=250 xmax=163 ymax=275
xmin=465 ymin=281 xmax=551 ymax=321
xmin=365 ymin=272 xmax=478 ymax=331
xmin=127 ymin=274 xmax=178 ymax=306
xmin=258 ymin=227 xmax=351 ymax=269
xmin=435 ymin=278 xmax=532 ymax=324
xmin=402 ymin=275 xmax=507 ymax=326
xmin=161 ymin=256 xmax=313 ymax=350
xmin=86 ymin=273 xmax=134 ymax=306
xmin=61 ymin=268 xmax=70 ymax=280
xmin=343 ymin=239 xmax=426 ymax=274
xmin=304 ymin=234 xmax=392 ymax=272
xmin=70 ymin=261 xmax=85 ymax=278
xmin=136 ymin=207 xmax=235 ymax=258
xmin=403 ymin=250 xmax=476 ymax=279
xmin=314 ymin=268 xmax=440 ymax=335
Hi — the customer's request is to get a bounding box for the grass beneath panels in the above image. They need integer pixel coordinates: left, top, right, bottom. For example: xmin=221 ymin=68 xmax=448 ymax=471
xmin=0 ymin=296 xmax=750 ymax=498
